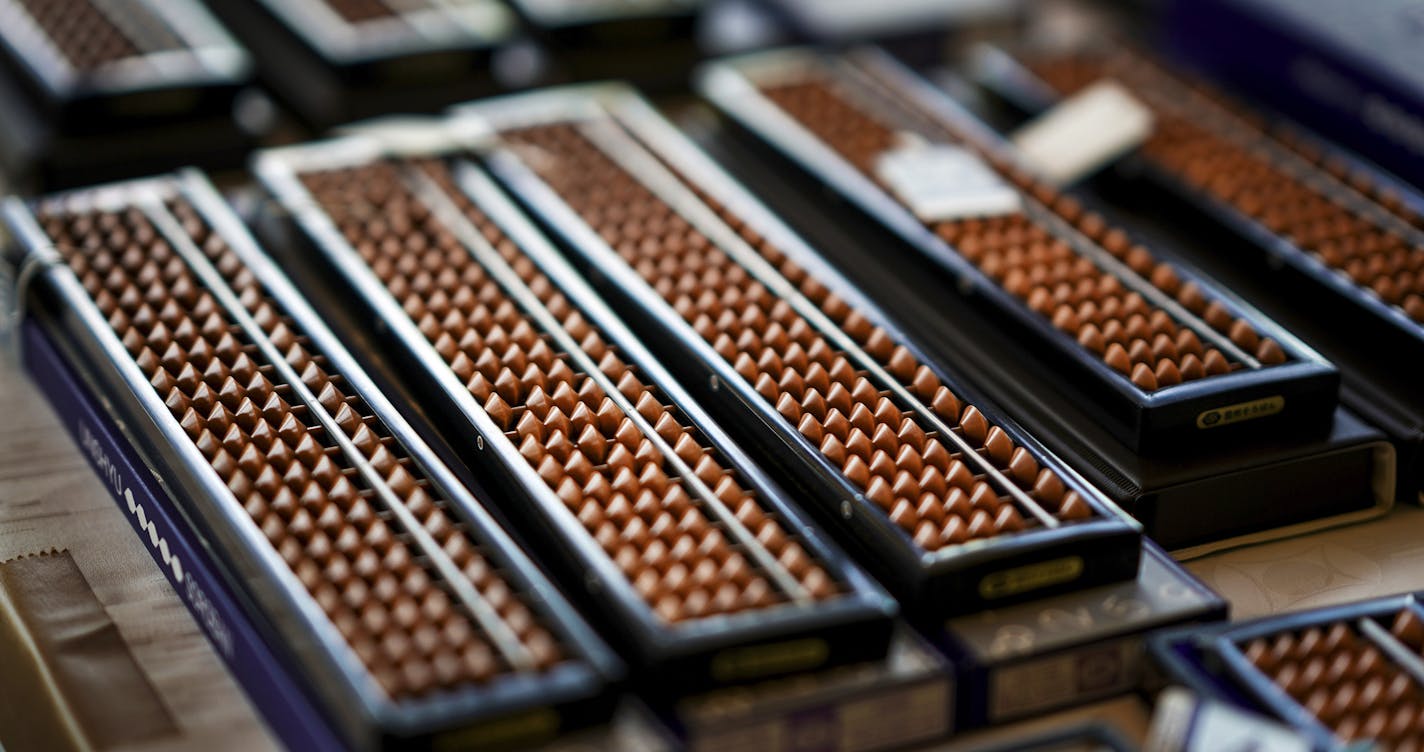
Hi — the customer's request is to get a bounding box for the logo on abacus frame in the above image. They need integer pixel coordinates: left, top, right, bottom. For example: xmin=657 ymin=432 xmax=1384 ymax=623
xmin=78 ymin=421 xmax=233 ymax=657
xmin=1195 ymin=395 xmax=1285 ymax=430
xmin=79 ymin=423 xmax=185 ymax=585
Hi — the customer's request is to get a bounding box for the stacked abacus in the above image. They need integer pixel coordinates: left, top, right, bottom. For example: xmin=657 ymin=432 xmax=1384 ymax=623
xmin=3 ymin=174 xmax=624 ymax=749
xmin=1242 ymin=614 xmax=1424 ymax=745
xmin=321 ymin=0 xmax=409 ymax=24
xmin=38 ymin=189 xmax=570 ymax=695
xmin=1023 ymin=49 xmax=1424 ymax=327
xmin=447 ymin=86 xmax=1143 ymax=619
xmin=1158 ymin=598 xmax=1424 ymax=751
xmin=757 ymin=73 xmax=1283 ymax=392
xmin=10 ymin=0 xmax=150 ymax=70
xmin=701 ymin=50 xmax=1342 ymax=453
xmin=291 ymin=154 xmax=853 ymax=624
xmin=497 ymin=120 xmax=1093 ymax=550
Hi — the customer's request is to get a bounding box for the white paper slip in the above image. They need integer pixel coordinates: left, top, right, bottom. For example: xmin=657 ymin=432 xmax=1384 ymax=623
xmin=1010 ymin=79 xmax=1154 ymax=186
xmin=874 ymin=143 xmax=1022 ymax=222
xmin=333 ymin=116 xmax=462 ymax=155
xmin=1144 ymin=688 xmax=1315 ymax=752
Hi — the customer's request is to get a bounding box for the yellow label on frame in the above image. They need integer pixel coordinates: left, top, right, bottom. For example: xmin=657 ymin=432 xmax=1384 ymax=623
xmin=1196 ymin=395 xmax=1285 ymax=429
xmin=432 ymin=708 xmax=559 ymax=752
xmin=710 ymin=638 xmax=830 ymax=682
xmin=979 ymin=556 xmax=1085 ymax=600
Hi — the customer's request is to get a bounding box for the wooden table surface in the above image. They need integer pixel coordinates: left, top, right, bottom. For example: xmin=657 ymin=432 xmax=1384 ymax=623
xmin=0 ymin=355 xmax=276 ymax=752
xmin=4 ymin=347 xmax=1423 ymax=750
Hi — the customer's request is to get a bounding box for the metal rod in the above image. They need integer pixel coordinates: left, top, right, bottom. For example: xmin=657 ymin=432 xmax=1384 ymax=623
xmin=1357 ymin=613 xmax=1424 ymax=689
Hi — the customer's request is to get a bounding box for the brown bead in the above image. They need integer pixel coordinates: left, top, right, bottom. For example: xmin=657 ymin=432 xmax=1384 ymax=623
xmin=983 ymin=426 xmax=1014 ymax=465
xmin=959 ymin=406 xmax=988 ymax=443
xmin=1257 ymin=338 xmax=1286 ymax=365
xmin=1393 ymin=610 xmax=1424 ymax=650
xmin=1104 ymin=343 xmax=1131 ymax=374
xmin=1130 ymin=362 xmax=1158 ymax=390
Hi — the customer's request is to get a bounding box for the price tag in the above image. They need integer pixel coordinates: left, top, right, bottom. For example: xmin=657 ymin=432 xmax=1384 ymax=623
xmin=1010 ymin=79 xmax=1154 ymax=185
xmin=874 ymin=142 xmax=1022 ymax=222
xmin=1145 ymin=688 xmax=1314 ymax=752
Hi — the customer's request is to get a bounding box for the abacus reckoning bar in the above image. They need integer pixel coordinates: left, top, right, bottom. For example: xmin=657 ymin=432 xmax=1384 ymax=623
xmin=697 ymin=48 xmax=1339 ymax=453
xmin=255 ymin=134 xmax=897 ymax=689
xmin=0 ymin=0 xmax=248 ymax=121
xmin=1000 ymin=45 xmax=1424 ymax=376
xmin=1158 ymin=595 xmax=1424 ymax=749
xmin=0 ymin=171 xmax=621 ymax=751
xmin=454 ymin=84 xmax=1142 ymax=618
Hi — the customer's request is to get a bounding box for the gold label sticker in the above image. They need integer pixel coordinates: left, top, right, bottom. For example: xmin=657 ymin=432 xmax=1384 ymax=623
xmin=432 ymin=707 xmax=559 ymax=752
xmin=979 ymin=556 xmax=1085 ymax=600
xmin=710 ymin=638 xmax=830 ymax=682
xmin=1196 ymin=395 xmax=1285 ymax=429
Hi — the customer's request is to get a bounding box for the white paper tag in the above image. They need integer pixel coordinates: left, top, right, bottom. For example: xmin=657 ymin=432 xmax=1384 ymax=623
xmin=333 ymin=117 xmax=461 ymax=155
xmin=1010 ymin=79 xmax=1154 ymax=185
xmin=1145 ymin=688 xmax=1314 ymax=752
xmin=874 ymin=142 xmax=1022 ymax=222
